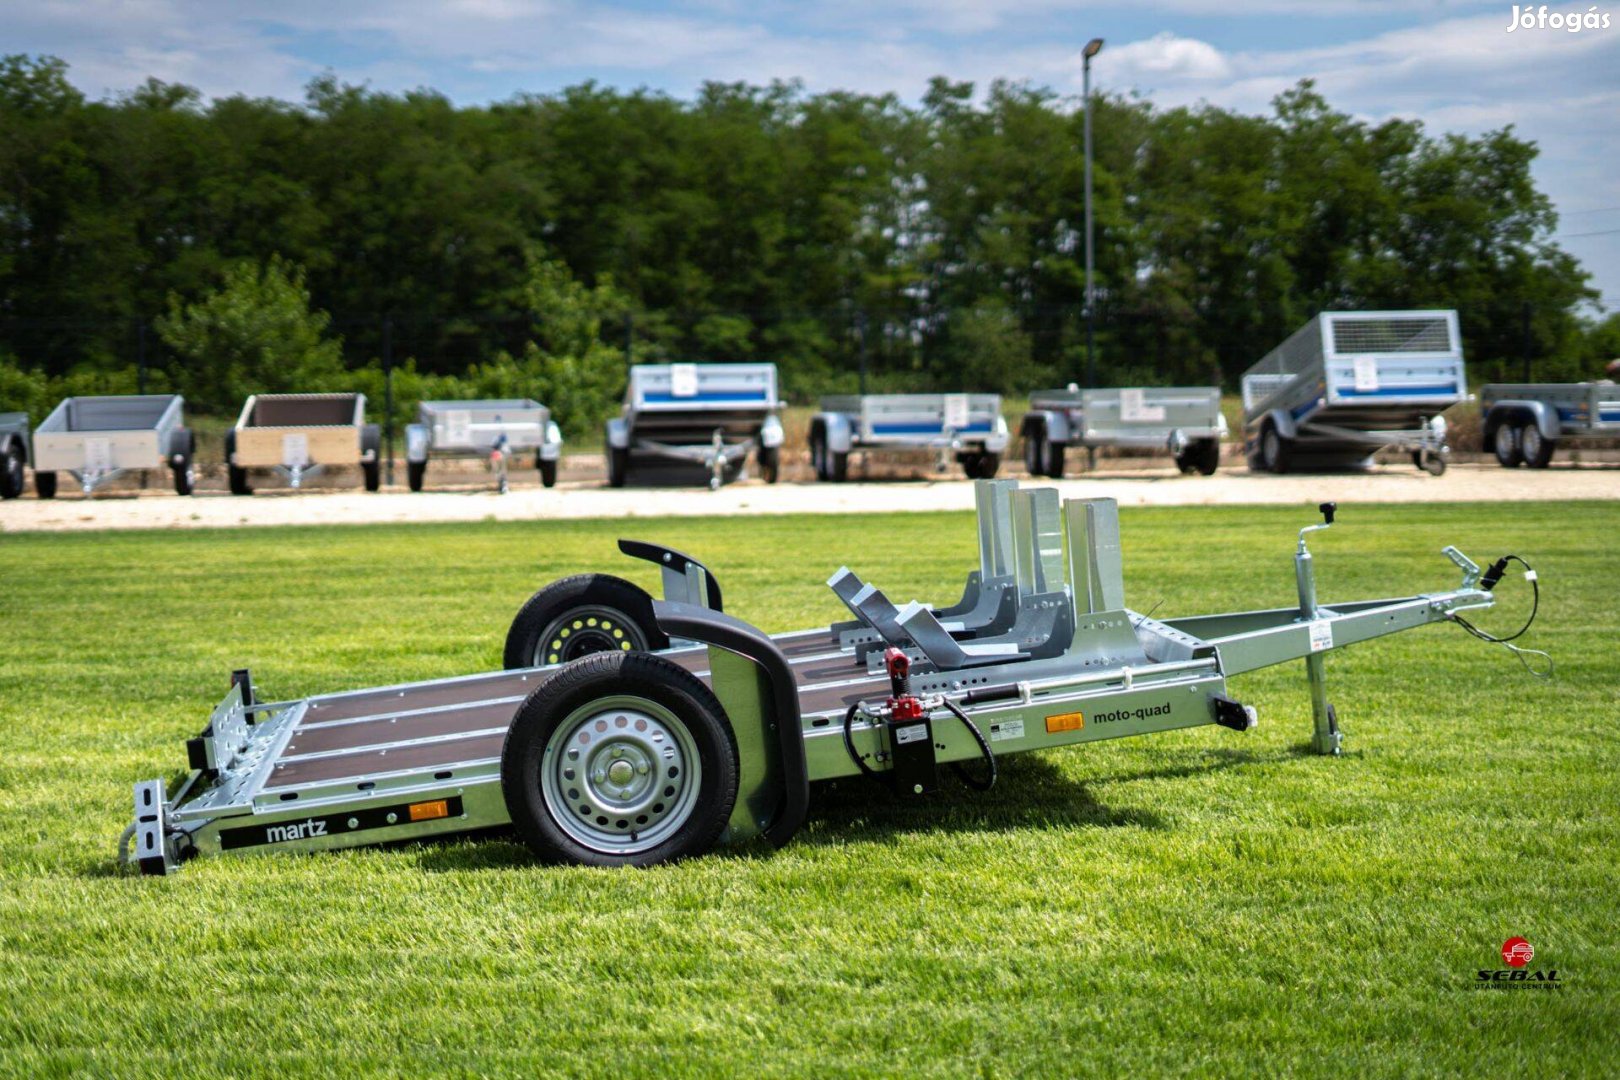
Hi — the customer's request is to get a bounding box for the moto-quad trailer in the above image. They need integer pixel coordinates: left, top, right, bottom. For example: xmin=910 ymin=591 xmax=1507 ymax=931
xmin=125 ymin=482 xmax=1535 ymax=873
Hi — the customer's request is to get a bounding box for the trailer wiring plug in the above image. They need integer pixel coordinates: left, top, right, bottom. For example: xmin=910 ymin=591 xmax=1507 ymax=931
xmin=840 ymin=697 xmax=998 ymax=792
xmin=1452 ymin=554 xmax=1552 ymax=678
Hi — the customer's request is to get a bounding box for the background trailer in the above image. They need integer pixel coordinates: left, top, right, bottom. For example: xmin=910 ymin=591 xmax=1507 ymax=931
xmin=1480 ymin=382 xmax=1620 ymax=468
xmin=405 ymin=399 xmax=563 ymax=493
xmin=1243 ymin=310 xmax=1466 ymax=475
xmin=605 ymin=363 xmax=783 ymax=489
xmin=809 ymin=393 xmax=1008 ymax=481
xmin=225 ymin=392 xmax=381 ymax=495
xmin=30 ymin=394 xmax=195 ymax=497
xmin=1021 ymin=386 xmax=1226 ymax=477
xmin=0 ymin=411 xmax=30 ymax=499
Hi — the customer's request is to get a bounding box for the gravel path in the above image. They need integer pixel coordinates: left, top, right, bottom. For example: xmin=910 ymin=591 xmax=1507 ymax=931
xmin=3 ymin=462 xmax=1615 ymax=533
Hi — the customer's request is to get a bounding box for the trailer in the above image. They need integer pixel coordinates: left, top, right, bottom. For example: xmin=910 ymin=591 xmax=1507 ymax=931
xmin=226 ymin=393 xmax=380 ymax=495
xmin=1021 ymin=385 xmax=1226 ymax=477
xmin=0 ymin=412 xmax=30 ymax=499
xmin=605 ymin=363 xmax=783 ymax=490
xmin=405 ymin=399 xmax=563 ymax=493
xmin=30 ymin=394 xmax=195 ymax=498
xmin=1480 ymin=382 xmax=1620 ymax=468
xmin=808 ymin=394 xmax=1009 ymax=481
xmin=1242 ymin=311 xmax=1466 ymax=475
xmin=123 ymin=480 xmax=1537 ymax=874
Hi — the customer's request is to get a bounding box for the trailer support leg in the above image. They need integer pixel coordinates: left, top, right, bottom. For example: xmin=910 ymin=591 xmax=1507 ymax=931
xmin=1305 ymin=651 xmax=1340 ymax=756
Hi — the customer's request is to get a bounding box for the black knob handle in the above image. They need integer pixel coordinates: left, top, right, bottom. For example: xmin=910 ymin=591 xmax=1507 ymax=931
xmin=1318 ymin=502 xmax=1336 ymax=525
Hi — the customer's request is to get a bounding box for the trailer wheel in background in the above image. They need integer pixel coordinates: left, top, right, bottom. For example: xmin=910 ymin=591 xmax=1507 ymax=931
xmin=170 ymin=427 xmax=196 ymax=496
xmin=1041 ymin=439 xmax=1065 ymax=478
xmin=504 ymin=573 xmax=670 ymax=670
xmin=1491 ymin=424 xmax=1523 ymax=468
xmin=1259 ymin=421 xmax=1290 ymax=474
xmin=1022 ymin=421 xmax=1046 ymax=476
xmin=1 ymin=444 xmax=23 ymax=500
xmin=1518 ymin=423 xmax=1555 ymax=469
xmin=757 ymin=445 xmax=779 ymax=483
xmin=959 ymin=451 xmax=1001 ymax=479
xmin=501 ymin=650 xmax=739 ymax=868
xmin=33 ymin=471 xmax=57 ymax=499
xmin=809 ymin=421 xmax=848 ymax=482
xmin=538 ymin=456 xmax=558 ymax=489
xmin=360 ymin=424 xmax=382 ymax=491
xmin=224 ymin=431 xmax=252 ymax=496
xmin=407 ymin=460 xmax=427 ymax=492
xmin=1412 ymin=451 xmax=1446 ymax=477
xmin=1176 ymin=438 xmax=1220 ymax=476
xmin=607 ymin=445 xmax=629 ymax=488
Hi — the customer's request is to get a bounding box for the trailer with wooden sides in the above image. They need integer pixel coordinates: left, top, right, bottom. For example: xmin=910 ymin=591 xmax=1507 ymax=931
xmin=809 ymin=393 xmax=1008 ymax=481
xmin=1020 ymin=385 xmax=1226 ymax=477
xmin=1480 ymin=382 xmax=1620 ymax=468
xmin=225 ymin=393 xmax=381 ymax=495
xmin=29 ymin=394 xmax=195 ymax=497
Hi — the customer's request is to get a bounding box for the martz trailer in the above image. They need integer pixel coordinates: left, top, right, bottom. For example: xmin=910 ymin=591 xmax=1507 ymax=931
xmin=225 ymin=393 xmax=381 ymax=495
xmin=405 ymin=399 xmax=564 ymax=493
xmin=1243 ymin=311 xmax=1466 ymax=475
xmin=0 ymin=412 xmax=30 ymax=499
xmin=1480 ymin=382 xmax=1620 ymax=468
xmin=124 ymin=481 xmax=1539 ymax=874
xmin=809 ymin=394 xmax=1009 ymax=481
xmin=606 ymin=363 xmax=783 ymax=490
xmin=1021 ymin=385 xmax=1226 ymax=478
xmin=30 ymin=394 xmax=195 ymax=497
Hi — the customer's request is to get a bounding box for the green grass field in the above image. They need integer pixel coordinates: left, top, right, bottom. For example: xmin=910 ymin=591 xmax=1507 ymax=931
xmin=1 ymin=502 xmax=1616 ymax=1077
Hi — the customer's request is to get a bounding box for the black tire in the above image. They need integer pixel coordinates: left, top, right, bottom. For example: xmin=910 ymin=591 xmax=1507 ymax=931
xmin=959 ymin=451 xmax=1001 ymax=480
xmin=224 ymin=431 xmax=252 ymax=496
xmin=1518 ymin=423 xmax=1555 ymax=468
xmin=538 ymin=457 xmax=558 ymax=489
xmin=407 ymin=460 xmax=427 ymax=492
xmin=500 ymin=650 xmax=739 ymax=868
xmin=34 ymin=471 xmax=57 ymax=499
xmin=1491 ymin=424 xmax=1523 ymax=468
xmin=503 ymin=573 xmax=669 ymax=670
xmin=1188 ymin=438 xmax=1220 ymax=476
xmin=1259 ymin=421 xmax=1290 ymax=474
xmin=607 ymin=445 xmax=629 ymax=488
xmin=757 ymin=445 xmax=779 ymax=484
xmin=361 ymin=423 xmax=382 ymax=492
xmin=1041 ymin=438 xmax=1065 ymax=478
xmin=1022 ymin=421 xmax=1046 ymax=476
xmin=1 ymin=444 xmax=23 ymax=500
xmin=169 ymin=427 xmax=196 ymax=496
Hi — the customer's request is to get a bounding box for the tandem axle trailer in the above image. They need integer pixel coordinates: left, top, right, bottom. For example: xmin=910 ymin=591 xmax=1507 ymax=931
xmin=125 ymin=482 xmax=1535 ymax=873
xmin=1021 ymin=385 xmax=1226 ymax=477
xmin=809 ymin=394 xmax=1009 ymax=481
xmin=1480 ymin=382 xmax=1620 ymax=468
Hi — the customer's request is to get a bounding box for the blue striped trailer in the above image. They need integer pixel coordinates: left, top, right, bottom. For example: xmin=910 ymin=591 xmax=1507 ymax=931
xmin=1480 ymin=382 xmax=1620 ymax=468
xmin=606 ymin=363 xmax=783 ymax=489
xmin=809 ymin=394 xmax=1009 ymax=482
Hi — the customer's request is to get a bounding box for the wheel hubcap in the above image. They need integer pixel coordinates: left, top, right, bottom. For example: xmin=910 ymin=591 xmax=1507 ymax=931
xmin=534 ymin=606 xmax=645 ymax=667
xmin=541 ymin=696 xmax=700 ymax=855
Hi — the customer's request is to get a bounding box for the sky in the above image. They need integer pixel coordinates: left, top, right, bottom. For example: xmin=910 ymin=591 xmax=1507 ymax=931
xmin=7 ymin=0 xmax=1620 ymax=309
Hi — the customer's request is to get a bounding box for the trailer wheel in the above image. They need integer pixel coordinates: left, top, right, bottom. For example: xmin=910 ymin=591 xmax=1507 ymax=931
xmin=1041 ymin=439 xmax=1065 ymax=479
xmin=501 ymin=650 xmax=739 ymax=867
xmin=34 ymin=471 xmax=57 ymax=499
xmin=757 ymin=445 xmax=779 ymax=484
xmin=607 ymin=446 xmax=629 ymax=488
xmin=1491 ymin=424 xmax=1523 ymax=468
xmin=537 ymin=454 xmax=558 ymax=489
xmin=504 ymin=573 xmax=669 ymax=670
xmin=170 ymin=427 xmax=196 ymax=496
xmin=1259 ymin=422 xmax=1290 ymax=474
xmin=0 ymin=443 xmax=23 ymax=500
xmin=1022 ymin=421 xmax=1046 ymax=476
xmin=959 ymin=451 xmax=1001 ymax=480
xmin=1176 ymin=438 xmax=1221 ymax=476
xmin=406 ymin=460 xmax=427 ymax=492
xmin=224 ymin=431 xmax=252 ymax=496
xmin=809 ymin=422 xmax=847 ymax=483
xmin=361 ymin=424 xmax=382 ymax=491
xmin=1518 ymin=423 xmax=1555 ymax=468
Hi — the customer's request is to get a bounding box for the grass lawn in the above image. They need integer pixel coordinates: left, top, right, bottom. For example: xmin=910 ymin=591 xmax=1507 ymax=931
xmin=0 ymin=502 xmax=1615 ymax=1077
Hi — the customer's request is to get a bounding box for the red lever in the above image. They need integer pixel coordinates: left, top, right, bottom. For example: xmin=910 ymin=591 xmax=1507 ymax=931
xmin=884 ymin=647 xmax=924 ymax=720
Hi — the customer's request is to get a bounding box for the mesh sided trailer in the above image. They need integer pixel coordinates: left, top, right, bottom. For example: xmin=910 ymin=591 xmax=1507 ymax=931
xmin=405 ymin=400 xmax=563 ymax=493
xmin=809 ymin=394 xmax=1008 ymax=482
xmin=605 ymin=363 xmax=783 ymax=489
xmin=1021 ymin=386 xmax=1226 ymax=478
xmin=226 ymin=393 xmax=381 ymax=495
xmin=1480 ymin=382 xmax=1620 ymax=468
xmin=30 ymin=394 xmax=195 ymax=497
xmin=1242 ymin=310 xmax=1466 ymax=475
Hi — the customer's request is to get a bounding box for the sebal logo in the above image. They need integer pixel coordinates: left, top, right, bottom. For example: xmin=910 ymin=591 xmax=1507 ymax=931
xmin=1476 ymin=936 xmax=1561 ymax=987
xmin=1507 ymin=5 xmax=1612 ymax=32
xmin=265 ymin=818 xmax=328 ymax=844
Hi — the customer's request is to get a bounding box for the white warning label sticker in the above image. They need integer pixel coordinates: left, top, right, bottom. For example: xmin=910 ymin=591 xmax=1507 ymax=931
xmin=894 ymin=723 xmax=929 ymax=746
xmin=989 ymin=719 xmax=1024 ymax=743
xmin=1309 ymin=620 xmax=1333 ymax=652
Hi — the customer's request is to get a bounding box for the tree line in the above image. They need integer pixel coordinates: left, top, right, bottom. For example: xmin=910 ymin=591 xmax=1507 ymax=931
xmin=1 ymin=53 xmax=1614 ymax=432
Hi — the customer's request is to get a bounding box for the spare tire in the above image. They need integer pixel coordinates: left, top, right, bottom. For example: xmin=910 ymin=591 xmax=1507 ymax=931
xmin=503 ymin=573 xmax=669 ymax=670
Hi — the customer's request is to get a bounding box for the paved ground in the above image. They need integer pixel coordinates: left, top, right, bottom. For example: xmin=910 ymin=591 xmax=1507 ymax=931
xmin=2 ymin=461 xmax=1615 ymax=532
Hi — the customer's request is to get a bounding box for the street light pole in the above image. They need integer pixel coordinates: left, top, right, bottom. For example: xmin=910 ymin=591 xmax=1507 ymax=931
xmin=1082 ymin=37 xmax=1103 ymax=389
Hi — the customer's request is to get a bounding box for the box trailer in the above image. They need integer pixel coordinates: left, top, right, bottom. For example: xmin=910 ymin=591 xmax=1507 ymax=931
xmin=1242 ymin=311 xmax=1465 ymax=475
xmin=30 ymin=394 xmax=195 ymax=497
xmin=1021 ymin=386 xmax=1226 ymax=477
xmin=405 ymin=399 xmax=563 ymax=493
xmin=809 ymin=394 xmax=1008 ymax=481
xmin=0 ymin=412 xmax=30 ymax=499
xmin=123 ymin=481 xmax=1539 ymax=874
xmin=1480 ymin=382 xmax=1620 ymax=468
xmin=605 ymin=363 xmax=783 ymax=489
xmin=225 ymin=393 xmax=380 ymax=495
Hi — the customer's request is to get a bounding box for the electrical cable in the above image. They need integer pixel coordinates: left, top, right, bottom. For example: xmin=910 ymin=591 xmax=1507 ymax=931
xmin=1453 ymin=554 xmax=1552 ymax=677
xmin=842 ymin=701 xmax=886 ymax=783
xmin=941 ymin=697 xmax=998 ymax=792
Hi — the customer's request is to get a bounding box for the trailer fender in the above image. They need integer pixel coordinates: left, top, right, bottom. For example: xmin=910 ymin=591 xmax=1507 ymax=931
xmin=653 ymin=601 xmax=809 ymax=849
xmin=538 ymin=420 xmax=564 ymax=461
xmin=815 ymin=411 xmax=854 ymax=454
xmin=1023 ymin=409 xmax=1072 ymax=446
xmin=1483 ymin=400 xmax=1560 ymax=449
xmin=605 ymin=416 xmax=631 ymax=450
xmin=0 ymin=430 xmax=24 ymax=464
xmin=758 ymin=413 xmax=784 ymax=449
xmin=405 ymin=423 xmax=430 ymax=463
xmin=985 ymin=414 xmax=1011 ymax=453
xmin=1264 ymin=408 xmax=1299 ymax=440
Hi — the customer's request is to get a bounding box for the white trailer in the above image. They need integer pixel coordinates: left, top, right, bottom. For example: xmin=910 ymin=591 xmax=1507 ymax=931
xmin=1480 ymin=382 xmax=1620 ymax=468
xmin=808 ymin=394 xmax=1008 ymax=481
xmin=405 ymin=399 xmax=563 ymax=493
xmin=1020 ymin=385 xmax=1226 ymax=477
xmin=605 ymin=363 xmax=783 ymax=489
xmin=30 ymin=394 xmax=195 ymax=497
xmin=1242 ymin=310 xmax=1465 ymax=475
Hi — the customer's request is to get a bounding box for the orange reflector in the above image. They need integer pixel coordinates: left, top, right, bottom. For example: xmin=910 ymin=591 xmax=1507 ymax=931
xmin=1045 ymin=711 xmax=1085 ymax=734
xmin=408 ymin=800 xmax=450 ymax=822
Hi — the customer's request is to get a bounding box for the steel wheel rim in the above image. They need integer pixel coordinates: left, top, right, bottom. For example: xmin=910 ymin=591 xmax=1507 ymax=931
xmin=533 ymin=605 xmax=647 ymax=667
xmin=1521 ymin=425 xmax=1541 ymax=460
xmin=1495 ymin=427 xmax=1517 ymax=464
xmin=540 ymin=694 xmax=701 ymax=854
xmin=1263 ymin=429 xmax=1279 ymax=468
